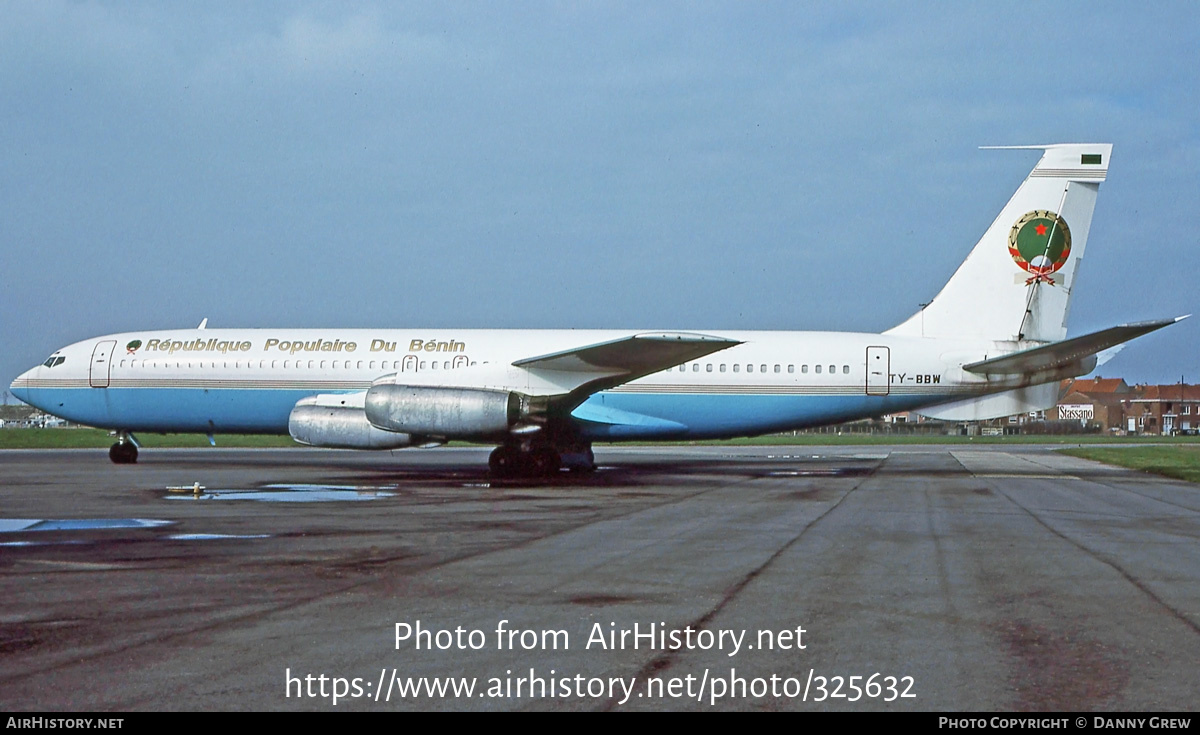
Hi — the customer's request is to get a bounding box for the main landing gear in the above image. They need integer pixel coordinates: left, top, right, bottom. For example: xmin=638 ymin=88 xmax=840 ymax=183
xmin=488 ymin=441 xmax=596 ymax=479
xmin=108 ymin=432 xmax=138 ymax=464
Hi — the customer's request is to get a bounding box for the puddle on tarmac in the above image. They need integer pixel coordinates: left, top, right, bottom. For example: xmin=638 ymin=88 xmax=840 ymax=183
xmin=0 ymin=519 xmax=173 ymax=533
xmin=167 ymin=533 xmax=273 ymax=541
xmin=0 ymin=519 xmax=270 ymax=545
xmin=765 ymin=454 xmax=888 ymax=461
xmin=166 ymin=484 xmax=398 ymax=502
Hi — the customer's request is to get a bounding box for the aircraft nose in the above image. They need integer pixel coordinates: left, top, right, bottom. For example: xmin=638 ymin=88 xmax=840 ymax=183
xmin=10 ymin=366 xmax=38 ymax=404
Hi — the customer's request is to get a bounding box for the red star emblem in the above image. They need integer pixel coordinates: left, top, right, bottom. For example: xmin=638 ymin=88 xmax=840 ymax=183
xmin=1035 ymin=223 xmax=1048 ymax=236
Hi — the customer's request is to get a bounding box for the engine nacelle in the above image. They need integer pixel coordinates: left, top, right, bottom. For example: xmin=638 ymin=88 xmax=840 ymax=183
xmin=364 ymin=384 xmax=523 ymax=438
xmin=289 ymin=398 xmax=414 ymax=450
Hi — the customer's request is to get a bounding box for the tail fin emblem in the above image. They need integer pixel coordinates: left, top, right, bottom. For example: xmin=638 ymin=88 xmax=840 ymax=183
xmin=1009 ymin=209 xmax=1072 ymax=285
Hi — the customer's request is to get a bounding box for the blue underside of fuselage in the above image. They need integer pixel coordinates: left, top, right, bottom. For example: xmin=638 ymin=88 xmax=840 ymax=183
xmin=14 ymin=387 xmax=956 ymax=440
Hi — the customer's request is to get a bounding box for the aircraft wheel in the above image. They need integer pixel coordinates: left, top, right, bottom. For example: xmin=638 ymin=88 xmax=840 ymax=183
xmin=528 ymin=447 xmax=561 ymax=477
xmin=564 ymin=446 xmax=596 ymax=472
xmin=108 ymin=442 xmax=138 ymax=464
xmin=488 ymin=445 xmax=522 ymax=477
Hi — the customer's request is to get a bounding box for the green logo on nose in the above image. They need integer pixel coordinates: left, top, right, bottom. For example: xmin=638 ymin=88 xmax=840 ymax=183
xmin=126 ymin=340 xmax=142 ymax=354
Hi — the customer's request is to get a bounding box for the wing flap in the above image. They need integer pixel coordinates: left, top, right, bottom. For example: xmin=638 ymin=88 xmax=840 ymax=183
xmin=964 ymin=317 xmax=1186 ymax=376
xmin=514 ymin=332 xmax=740 ymax=377
xmin=513 ymin=331 xmax=741 ymax=410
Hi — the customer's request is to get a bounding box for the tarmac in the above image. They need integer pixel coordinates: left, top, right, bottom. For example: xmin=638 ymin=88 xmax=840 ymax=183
xmin=1 ymin=445 xmax=1198 ymax=711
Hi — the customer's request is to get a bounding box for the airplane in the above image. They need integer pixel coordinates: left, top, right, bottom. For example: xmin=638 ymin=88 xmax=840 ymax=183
xmin=10 ymin=143 xmax=1184 ymax=477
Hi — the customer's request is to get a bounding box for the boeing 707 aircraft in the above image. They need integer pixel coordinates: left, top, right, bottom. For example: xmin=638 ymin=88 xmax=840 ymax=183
xmin=10 ymin=144 xmax=1183 ymax=476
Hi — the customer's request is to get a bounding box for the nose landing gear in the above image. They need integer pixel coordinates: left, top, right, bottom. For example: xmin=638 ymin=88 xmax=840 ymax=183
xmin=108 ymin=432 xmax=138 ymax=464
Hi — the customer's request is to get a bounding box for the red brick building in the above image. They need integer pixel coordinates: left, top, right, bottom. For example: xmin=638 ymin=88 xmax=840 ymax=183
xmin=1050 ymin=378 xmax=1200 ymax=435
xmin=1120 ymin=384 xmax=1200 ymax=435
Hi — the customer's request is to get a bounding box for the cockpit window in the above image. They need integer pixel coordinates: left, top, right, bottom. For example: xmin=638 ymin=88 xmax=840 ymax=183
xmin=54 ymin=356 xmax=66 ymax=367
xmin=42 ymin=356 xmax=66 ymax=368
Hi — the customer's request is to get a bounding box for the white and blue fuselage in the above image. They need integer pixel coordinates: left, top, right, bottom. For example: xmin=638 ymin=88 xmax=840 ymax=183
xmin=11 ymin=328 xmax=997 ymax=440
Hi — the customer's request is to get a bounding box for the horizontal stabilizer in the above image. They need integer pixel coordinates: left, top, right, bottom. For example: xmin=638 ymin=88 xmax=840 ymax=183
xmin=963 ymin=317 xmax=1186 ymax=376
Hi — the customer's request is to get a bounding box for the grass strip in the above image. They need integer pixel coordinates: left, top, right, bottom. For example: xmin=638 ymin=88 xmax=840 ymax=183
xmin=1058 ymin=446 xmax=1200 ymax=483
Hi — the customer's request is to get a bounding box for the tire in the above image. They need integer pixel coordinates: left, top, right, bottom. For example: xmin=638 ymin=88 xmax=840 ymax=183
xmin=528 ymin=447 xmax=561 ymax=477
xmin=565 ymin=446 xmax=596 ymax=472
xmin=488 ymin=445 xmax=521 ymax=477
xmin=108 ymin=443 xmax=138 ymax=464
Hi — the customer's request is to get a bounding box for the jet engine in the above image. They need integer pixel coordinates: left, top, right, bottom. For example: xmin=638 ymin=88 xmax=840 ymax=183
xmin=288 ymin=396 xmax=414 ymax=449
xmin=364 ymin=384 xmax=530 ymax=438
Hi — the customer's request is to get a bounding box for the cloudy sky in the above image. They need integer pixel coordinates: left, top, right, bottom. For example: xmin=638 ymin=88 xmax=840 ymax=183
xmin=2 ymin=1 xmax=1198 ymax=394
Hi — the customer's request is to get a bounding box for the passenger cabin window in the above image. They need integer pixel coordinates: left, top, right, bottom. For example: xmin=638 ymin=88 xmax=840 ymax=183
xmin=733 ymin=364 xmax=740 ymax=373
xmin=746 ymin=364 xmax=753 ymax=373
xmin=815 ymin=365 xmax=822 ymax=374
xmin=842 ymin=365 xmax=850 ymax=374
xmin=828 ymin=365 xmax=835 ymax=374
xmin=774 ymin=365 xmax=781 ymax=373
xmin=719 ymin=364 xmax=726 ymax=372
xmin=706 ymin=364 xmax=713 ymax=372
xmin=802 ymin=365 xmax=808 ymax=374
xmin=692 ymin=364 xmax=699 ymax=372
xmin=788 ymin=365 xmax=794 ymax=373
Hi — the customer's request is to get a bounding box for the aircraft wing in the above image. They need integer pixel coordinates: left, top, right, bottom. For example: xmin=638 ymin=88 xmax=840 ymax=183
xmin=963 ymin=317 xmax=1186 ymax=376
xmin=514 ymin=331 xmax=741 ymax=405
xmin=514 ymin=332 xmax=739 ymax=375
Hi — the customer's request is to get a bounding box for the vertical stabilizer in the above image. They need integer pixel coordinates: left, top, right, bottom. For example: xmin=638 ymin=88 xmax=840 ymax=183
xmin=886 ymin=144 xmax=1111 ymax=343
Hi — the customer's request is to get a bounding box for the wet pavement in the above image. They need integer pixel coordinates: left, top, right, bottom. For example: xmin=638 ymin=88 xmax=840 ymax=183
xmin=0 ymin=445 xmax=1197 ymax=710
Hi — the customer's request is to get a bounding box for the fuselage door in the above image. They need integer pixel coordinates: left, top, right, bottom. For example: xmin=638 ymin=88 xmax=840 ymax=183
xmin=89 ymin=340 xmax=117 ymax=388
xmin=866 ymin=345 xmax=889 ymax=396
